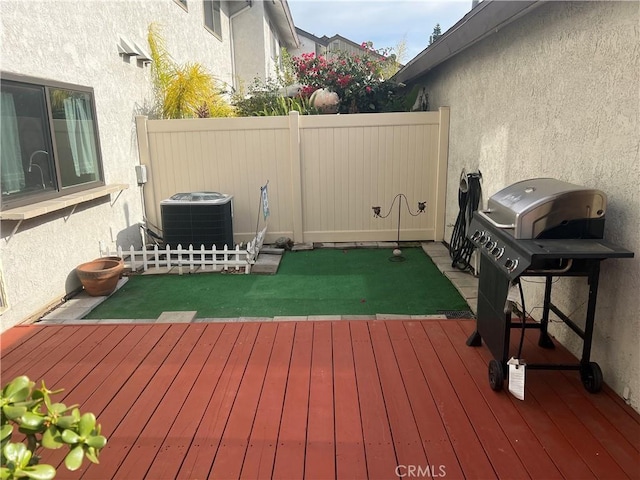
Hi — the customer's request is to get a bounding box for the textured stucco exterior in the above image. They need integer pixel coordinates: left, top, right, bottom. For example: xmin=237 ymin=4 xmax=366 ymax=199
xmin=290 ymin=29 xmax=323 ymax=58
xmin=232 ymin=1 xmax=289 ymax=88
xmin=411 ymin=2 xmax=640 ymax=410
xmin=0 ymin=0 xmax=236 ymax=331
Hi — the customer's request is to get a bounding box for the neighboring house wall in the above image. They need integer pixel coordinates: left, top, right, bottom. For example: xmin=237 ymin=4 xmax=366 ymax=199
xmin=292 ymin=29 xmax=325 ymax=58
xmin=413 ymin=2 xmax=640 ymax=410
xmin=326 ymin=37 xmax=365 ymax=57
xmin=232 ymin=1 xmax=268 ymax=88
xmin=290 ymin=30 xmax=381 ymax=62
xmin=0 ymin=0 xmax=235 ymax=331
xmin=232 ymin=1 xmax=297 ymax=88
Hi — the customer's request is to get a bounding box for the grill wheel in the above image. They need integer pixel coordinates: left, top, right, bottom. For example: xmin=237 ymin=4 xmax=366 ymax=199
xmin=488 ymin=359 xmax=504 ymax=391
xmin=581 ymin=362 xmax=603 ymax=393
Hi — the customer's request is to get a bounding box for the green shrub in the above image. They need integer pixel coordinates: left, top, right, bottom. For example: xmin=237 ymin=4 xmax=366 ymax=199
xmin=292 ymin=44 xmax=403 ymax=114
xmin=232 ymin=78 xmax=318 ymax=116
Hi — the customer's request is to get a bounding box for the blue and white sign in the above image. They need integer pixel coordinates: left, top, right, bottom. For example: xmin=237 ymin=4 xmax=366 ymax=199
xmin=261 ymin=182 xmax=270 ymax=220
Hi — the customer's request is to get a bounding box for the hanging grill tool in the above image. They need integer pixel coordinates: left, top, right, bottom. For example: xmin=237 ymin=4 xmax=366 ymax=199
xmin=449 ymin=170 xmax=482 ymax=271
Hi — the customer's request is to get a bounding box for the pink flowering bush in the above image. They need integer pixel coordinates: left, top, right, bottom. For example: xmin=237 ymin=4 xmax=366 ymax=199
xmin=293 ymin=44 xmax=402 ymax=114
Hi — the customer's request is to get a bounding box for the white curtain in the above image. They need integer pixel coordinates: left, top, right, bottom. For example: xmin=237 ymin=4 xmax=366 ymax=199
xmin=1 ymin=92 xmax=25 ymax=193
xmin=64 ymin=96 xmax=97 ymax=176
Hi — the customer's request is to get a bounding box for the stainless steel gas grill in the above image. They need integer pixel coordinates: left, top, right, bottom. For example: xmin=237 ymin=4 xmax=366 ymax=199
xmin=465 ymin=178 xmax=634 ymax=392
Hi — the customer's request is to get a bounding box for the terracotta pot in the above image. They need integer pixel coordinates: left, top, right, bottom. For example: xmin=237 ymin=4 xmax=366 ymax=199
xmin=100 ymin=256 xmax=125 ymax=269
xmin=76 ymin=258 xmax=124 ymax=296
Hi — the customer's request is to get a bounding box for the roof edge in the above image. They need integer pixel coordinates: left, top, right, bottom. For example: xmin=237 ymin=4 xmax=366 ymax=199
xmin=394 ymin=0 xmax=542 ymax=85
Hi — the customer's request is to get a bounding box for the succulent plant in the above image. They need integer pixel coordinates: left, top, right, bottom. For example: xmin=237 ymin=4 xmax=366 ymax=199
xmin=1 ymin=376 xmax=107 ymax=480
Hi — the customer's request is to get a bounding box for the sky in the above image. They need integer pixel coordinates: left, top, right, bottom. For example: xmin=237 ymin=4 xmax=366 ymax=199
xmin=287 ymin=0 xmax=474 ymax=62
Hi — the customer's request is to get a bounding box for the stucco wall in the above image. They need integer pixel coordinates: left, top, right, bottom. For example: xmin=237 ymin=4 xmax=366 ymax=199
xmin=418 ymin=1 xmax=640 ymax=410
xmin=0 ymin=0 xmax=234 ymax=330
xmin=290 ymin=32 xmax=320 ymax=58
xmin=232 ymin=2 xmax=269 ymax=88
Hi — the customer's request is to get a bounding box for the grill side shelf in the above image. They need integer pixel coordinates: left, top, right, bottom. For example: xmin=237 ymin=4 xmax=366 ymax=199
xmin=521 ymin=239 xmax=634 ymax=260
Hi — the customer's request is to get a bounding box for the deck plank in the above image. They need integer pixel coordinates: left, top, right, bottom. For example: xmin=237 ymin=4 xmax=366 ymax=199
xmin=350 ymin=321 xmax=398 ymax=479
xmin=404 ymin=321 xmax=497 ymax=478
xmin=83 ymin=323 xmax=202 ymax=479
xmin=331 ymin=321 xmax=368 ymax=480
xmin=0 ymin=324 xmax=58 ymax=355
xmin=1 ymin=325 xmax=100 ymax=382
xmin=240 ymin=323 xmax=296 ymax=480
xmin=518 ymin=323 xmax=640 ymax=453
xmin=304 ymin=322 xmax=336 ymax=480
xmin=442 ymin=321 xmax=564 ymax=479
xmin=457 ymin=320 xmax=599 ymax=479
xmin=146 ymin=323 xmax=243 ymax=480
xmin=272 ymin=322 xmax=313 ymax=480
xmin=462 ymin=315 xmax=639 ymax=473
xmin=422 ymin=321 xmax=531 ymax=478
xmin=1 ymin=319 xmax=636 ymax=480
xmin=211 ymin=323 xmax=278 ymax=479
xmin=515 ymin=325 xmax=639 ymax=478
xmin=177 ymin=323 xmax=261 ymax=479
xmin=368 ymin=322 xmax=429 ymax=471
xmin=385 ymin=321 xmax=465 ymax=479
xmin=115 ymin=323 xmax=225 ymax=479
xmin=41 ymin=324 xmax=168 ymax=473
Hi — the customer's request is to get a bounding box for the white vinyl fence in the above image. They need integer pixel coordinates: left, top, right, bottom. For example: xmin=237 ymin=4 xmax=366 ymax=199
xmin=135 ymin=108 xmax=449 ymax=245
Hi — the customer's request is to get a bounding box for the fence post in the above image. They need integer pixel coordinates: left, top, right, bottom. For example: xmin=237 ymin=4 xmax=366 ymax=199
xmin=435 ymin=106 xmax=450 ymax=242
xmin=200 ymin=244 xmax=206 ymax=271
xmin=289 ymin=111 xmax=304 ymax=244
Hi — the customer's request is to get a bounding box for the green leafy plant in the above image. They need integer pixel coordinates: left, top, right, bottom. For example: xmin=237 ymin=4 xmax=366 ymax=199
xmin=147 ymin=23 xmax=235 ymax=119
xmin=231 ymin=77 xmax=318 ymax=117
xmin=292 ymin=43 xmax=403 ymax=114
xmin=1 ymin=376 xmax=107 ymax=480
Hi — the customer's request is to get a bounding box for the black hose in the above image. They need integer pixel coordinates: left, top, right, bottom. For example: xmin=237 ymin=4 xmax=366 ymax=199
xmin=517 ymin=279 xmax=527 ymax=359
xmin=449 ymin=172 xmax=482 ymax=271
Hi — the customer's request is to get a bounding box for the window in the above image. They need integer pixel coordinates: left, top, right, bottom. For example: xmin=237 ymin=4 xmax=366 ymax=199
xmin=1 ymin=74 xmax=104 ymax=208
xmin=204 ymin=0 xmax=222 ymax=38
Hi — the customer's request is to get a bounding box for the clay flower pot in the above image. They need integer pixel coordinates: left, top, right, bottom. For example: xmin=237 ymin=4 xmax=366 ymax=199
xmin=76 ymin=257 xmax=124 ymax=296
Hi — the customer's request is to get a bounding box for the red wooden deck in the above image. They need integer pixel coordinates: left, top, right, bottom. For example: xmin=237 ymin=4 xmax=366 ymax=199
xmin=1 ymin=320 xmax=639 ymax=479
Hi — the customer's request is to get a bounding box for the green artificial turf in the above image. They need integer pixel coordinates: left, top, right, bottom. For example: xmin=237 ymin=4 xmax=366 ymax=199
xmin=84 ymin=247 xmax=469 ymax=319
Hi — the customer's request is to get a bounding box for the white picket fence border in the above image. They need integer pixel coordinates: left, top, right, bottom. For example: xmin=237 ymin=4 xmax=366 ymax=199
xmin=103 ymin=226 xmax=267 ymax=274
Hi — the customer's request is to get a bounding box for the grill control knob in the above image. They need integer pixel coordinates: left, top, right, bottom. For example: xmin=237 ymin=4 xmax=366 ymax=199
xmin=471 ymin=230 xmax=481 ymax=240
xmin=485 ymin=241 xmax=497 ymax=250
xmin=479 ymin=234 xmax=490 ymax=245
xmin=491 ymin=246 xmax=505 ymax=259
xmin=504 ymin=258 xmax=519 ymax=272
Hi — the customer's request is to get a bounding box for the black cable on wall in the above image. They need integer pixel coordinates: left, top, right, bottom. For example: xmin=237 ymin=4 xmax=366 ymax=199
xmin=449 ymin=171 xmax=482 ymax=272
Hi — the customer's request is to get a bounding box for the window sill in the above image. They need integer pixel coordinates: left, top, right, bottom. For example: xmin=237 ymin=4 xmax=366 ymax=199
xmin=0 ymin=184 xmax=129 ymax=221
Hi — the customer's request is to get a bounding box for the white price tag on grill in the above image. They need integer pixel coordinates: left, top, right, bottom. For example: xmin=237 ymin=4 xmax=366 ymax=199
xmin=507 ymin=357 xmax=526 ymax=400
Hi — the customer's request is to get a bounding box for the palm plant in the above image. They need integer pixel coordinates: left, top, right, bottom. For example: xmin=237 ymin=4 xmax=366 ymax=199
xmin=147 ymin=23 xmax=234 ymax=119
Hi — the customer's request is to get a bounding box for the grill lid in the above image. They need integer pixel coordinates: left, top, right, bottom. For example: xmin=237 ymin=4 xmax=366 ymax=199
xmin=482 ymin=178 xmax=606 ymax=238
